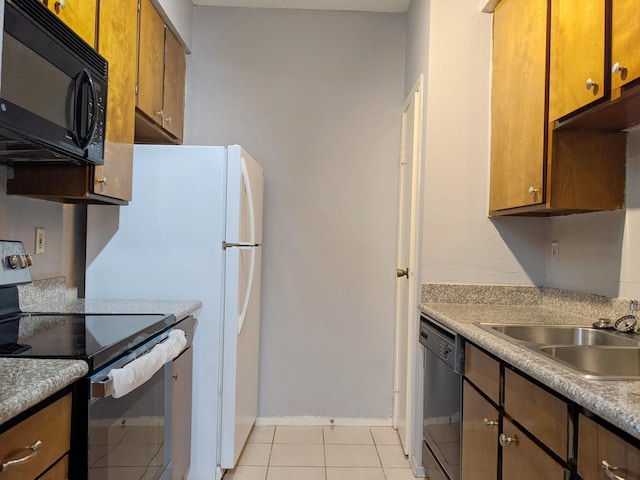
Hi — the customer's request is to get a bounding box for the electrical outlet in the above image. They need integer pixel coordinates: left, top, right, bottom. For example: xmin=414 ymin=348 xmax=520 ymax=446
xmin=551 ymin=241 xmax=559 ymax=263
xmin=35 ymin=228 xmax=45 ymax=254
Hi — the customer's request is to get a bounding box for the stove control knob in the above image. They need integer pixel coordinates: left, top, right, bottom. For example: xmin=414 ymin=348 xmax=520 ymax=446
xmin=7 ymin=255 xmax=31 ymax=269
xmin=7 ymin=255 xmax=19 ymax=269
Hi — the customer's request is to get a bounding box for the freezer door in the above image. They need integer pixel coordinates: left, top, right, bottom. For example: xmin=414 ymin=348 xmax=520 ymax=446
xmin=220 ymin=245 xmax=262 ymax=469
xmin=226 ymin=145 xmax=264 ymax=245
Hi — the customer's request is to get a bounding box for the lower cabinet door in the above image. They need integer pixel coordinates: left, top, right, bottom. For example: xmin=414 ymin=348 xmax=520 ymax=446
xmin=578 ymin=414 xmax=640 ymax=480
xmin=461 ymin=380 xmax=499 ymax=480
xmin=501 ymin=418 xmax=566 ymax=480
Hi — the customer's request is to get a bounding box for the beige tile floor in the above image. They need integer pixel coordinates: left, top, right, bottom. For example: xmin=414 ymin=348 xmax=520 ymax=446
xmin=223 ymin=425 xmax=415 ymax=480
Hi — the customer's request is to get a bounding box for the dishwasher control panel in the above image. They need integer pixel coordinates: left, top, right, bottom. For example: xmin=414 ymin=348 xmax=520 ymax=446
xmin=419 ymin=314 xmax=463 ymax=372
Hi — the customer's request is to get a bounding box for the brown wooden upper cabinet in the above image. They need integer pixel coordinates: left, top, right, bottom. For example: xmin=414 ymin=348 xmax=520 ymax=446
xmin=489 ymin=0 xmax=547 ymax=213
xmin=39 ymin=0 xmax=97 ymax=47
xmin=548 ymin=0 xmax=605 ymax=122
xmin=611 ymin=0 xmax=640 ymax=92
xmin=136 ymin=0 xmax=186 ymax=143
xmin=489 ymin=0 xmax=627 ymax=216
xmin=8 ymin=0 xmax=137 ymax=204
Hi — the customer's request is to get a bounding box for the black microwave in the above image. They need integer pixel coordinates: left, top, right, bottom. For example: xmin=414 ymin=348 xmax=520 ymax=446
xmin=0 ymin=0 xmax=107 ymax=165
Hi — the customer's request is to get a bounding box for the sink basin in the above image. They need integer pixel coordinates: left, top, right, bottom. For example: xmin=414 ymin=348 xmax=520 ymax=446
xmin=486 ymin=324 xmax=640 ymax=347
xmin=539 ymin=346 xmax=640 ymax=379
xmin=477 ymin=323 xmax=640 ymax=379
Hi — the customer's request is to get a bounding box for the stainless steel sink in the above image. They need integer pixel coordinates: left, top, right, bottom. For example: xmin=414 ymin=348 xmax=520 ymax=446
xmin=539 ymin=345 xmax=640 ymax=379
xmin=487 ymin=324 xmax=640 ymax=347
xmin=477 ymin=323 xmax=640 ymax=379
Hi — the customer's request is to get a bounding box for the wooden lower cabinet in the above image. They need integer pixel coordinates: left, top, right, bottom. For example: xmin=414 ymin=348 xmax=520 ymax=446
xmin=37 ymin=456 xmax=68 ymax=480
xmin=0 ymin=393 xmax=71 ymax=480
xmin=501 ymin=418 xmax=567 ymax=480
xmin=461 ymin=380 xmax=499 ymax=480
xmin=578 ymin=414 xmax=640 ymax=480
xmin=172 ymin=346 xmax=193 ymax=480
xmin=504 ymin=368 xmax=567 ymax=459
xmin=464 ymin=343 xmax=500 ymax=404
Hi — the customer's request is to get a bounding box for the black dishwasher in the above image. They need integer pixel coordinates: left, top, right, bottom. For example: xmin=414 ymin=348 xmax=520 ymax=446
xmin=420 ymin=314 xmax=464 ymax=480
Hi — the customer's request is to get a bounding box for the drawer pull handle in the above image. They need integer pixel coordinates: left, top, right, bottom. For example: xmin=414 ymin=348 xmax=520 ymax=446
xmin=601 ymin=460 xmax=626 ymax=480
xmin=499 ymin=433 xmax=518 ymax=447
xmin=483 ymin=418 xmax=498 ymax=427
xmin=1 ymin=439 xmax=42 ymax=471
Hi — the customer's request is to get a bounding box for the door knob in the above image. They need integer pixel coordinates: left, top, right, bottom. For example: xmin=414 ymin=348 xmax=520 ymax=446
xmin=397 ymin=268 xmax=409 ymax=278
xmin=499 ymin=433 xmax=518 ymax=447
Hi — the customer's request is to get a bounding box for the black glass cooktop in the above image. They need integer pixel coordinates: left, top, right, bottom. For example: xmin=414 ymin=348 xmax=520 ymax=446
xmin=0 ymin=312 xmax=176 ymax=371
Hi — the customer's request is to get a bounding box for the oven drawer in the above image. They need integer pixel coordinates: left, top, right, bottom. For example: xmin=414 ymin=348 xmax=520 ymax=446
xmin=0 ymin=393 xmax=71 ymax=479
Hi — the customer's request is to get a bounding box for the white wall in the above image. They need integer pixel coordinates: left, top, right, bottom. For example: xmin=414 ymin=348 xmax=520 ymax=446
xmin=0 ymin=166 xmax=83 ymax=290
xmin=547 ymin=128 xmax=640 ymax=299
xmin=407 ymin=0 xmax=547 ymax=288
xmin=185 ymin=7 xmax=406 ymax=419
xmin=153 ymin=0 xmax=193 ymax=51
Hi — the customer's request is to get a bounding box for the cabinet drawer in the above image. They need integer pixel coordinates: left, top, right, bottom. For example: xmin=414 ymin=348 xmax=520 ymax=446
xmin=37 ymin=455 xmax=68 ymax=480
xmin=504 ymin=369 xmax=567 ymax=459
xmin=0 ymin=394 xmax=71 ymax=479
xmin=501 ymin=418 xmax=567 ymax=480
xmin=464 ymin=343 xmax=500 ymax=404
xmin=578 ymin=414 xmax=640 ymax=480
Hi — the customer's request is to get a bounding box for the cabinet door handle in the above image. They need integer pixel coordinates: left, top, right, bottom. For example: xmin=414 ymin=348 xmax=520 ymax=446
xmin=601 ymin=460 xmax=626 ymax=480
xmin=0 ymin=440 xmax=42 ymax=471
xmin=586 ymin=78 xmax=598 ymax=91
xmin=612 ymin=62 xmax=627 ymax=77
xmin=483 ymin=418 xmax=498 ymax=427
xmin=499 ymin=433 xmax=518 ymax=447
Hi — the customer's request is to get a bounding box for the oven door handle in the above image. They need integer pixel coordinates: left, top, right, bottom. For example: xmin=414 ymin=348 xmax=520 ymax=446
xmin=90 ymin=329 xmax=187 ymax=399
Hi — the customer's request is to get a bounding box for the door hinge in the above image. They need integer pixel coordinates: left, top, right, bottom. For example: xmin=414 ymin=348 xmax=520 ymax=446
xmin=137 ymin=0 xmax=141 ymax=12
xmin=135 ymin=84 xmax=139 ymax=96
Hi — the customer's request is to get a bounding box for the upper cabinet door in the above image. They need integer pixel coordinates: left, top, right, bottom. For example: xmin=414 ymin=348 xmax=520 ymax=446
xmin=489 ymin=0 xmax=547 ymax=211
xmin=162 ymin=28 xmax=186 ymax=140
xmin=549 ymin=0 xmax=606 ymax=121
xmin=611 ymin=0 xmax=640 ymax=91
xmin=94 ymin=0 xmax=138 ymax=201
xmin=41 ymin=0 xmax=97 ymax=47
xmin=137 ymin=0 xmax=165 ymax=125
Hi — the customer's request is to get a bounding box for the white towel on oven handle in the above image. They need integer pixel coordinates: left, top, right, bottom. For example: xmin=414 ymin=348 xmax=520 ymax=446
xmin=108 ymin=329 xmax=187 ymax=398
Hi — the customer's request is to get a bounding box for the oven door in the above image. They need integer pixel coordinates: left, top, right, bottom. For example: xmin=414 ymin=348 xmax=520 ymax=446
xmin=83 ymin=331 xmax=182 ymax=480
xmin=87 ymin=364 xmax=172 ymax=479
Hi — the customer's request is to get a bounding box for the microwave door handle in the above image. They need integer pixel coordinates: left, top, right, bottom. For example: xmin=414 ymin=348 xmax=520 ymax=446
xmin=74 ymin=69 xmax=98 ymax=150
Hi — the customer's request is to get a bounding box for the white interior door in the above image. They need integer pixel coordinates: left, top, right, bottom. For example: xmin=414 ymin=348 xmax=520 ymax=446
xmin=394 ymin=76 xmax=424 ymax=455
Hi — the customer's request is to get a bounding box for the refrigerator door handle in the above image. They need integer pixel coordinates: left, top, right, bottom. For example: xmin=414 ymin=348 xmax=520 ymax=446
xmin=241 ymin=158 xmax=256 ymax=244
xmin=237 ymin=246 xmax=256 ymax=334
xmin=223 ymin=242 xmax=261 ymax=249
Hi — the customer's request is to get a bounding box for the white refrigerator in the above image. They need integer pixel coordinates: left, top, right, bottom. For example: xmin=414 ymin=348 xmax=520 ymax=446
xmin=85 ymin=144 xmax=264 ymax=480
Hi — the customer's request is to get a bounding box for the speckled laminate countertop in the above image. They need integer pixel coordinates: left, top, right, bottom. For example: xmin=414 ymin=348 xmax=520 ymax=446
xmin=0 ymin=296 xmax=203 ymax=428
xmin=420 ymin=302 xmax=640 ymax=440
xmin=0 ymin=358 xmax=88 ymax=425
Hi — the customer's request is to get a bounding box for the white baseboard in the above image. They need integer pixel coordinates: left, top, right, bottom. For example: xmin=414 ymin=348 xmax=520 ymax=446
xmin=410 ymin=455 xmax=426 ymax=477
xmin=255 ymin=416 xmax=393 ymax=427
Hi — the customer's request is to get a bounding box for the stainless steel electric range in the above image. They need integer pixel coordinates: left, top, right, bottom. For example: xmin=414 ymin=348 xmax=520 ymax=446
xmin=0 ymin=240 xmax=190 ymax=480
